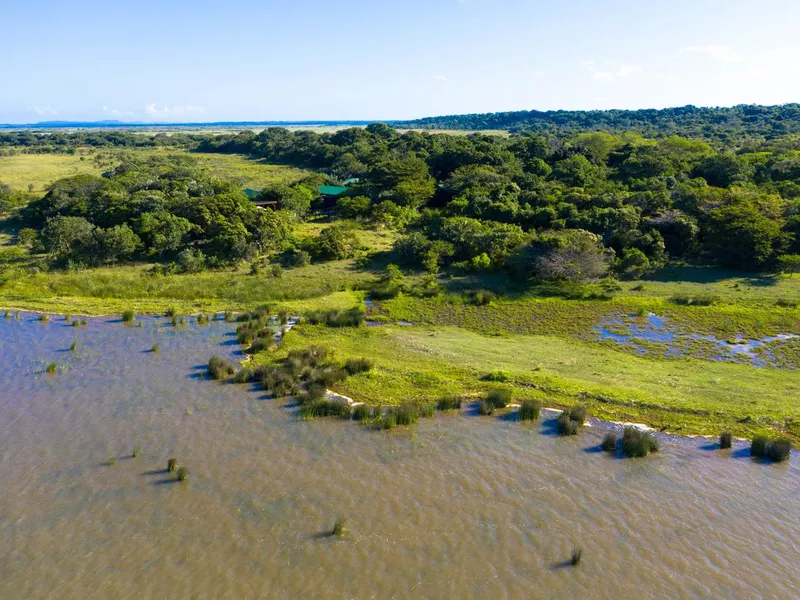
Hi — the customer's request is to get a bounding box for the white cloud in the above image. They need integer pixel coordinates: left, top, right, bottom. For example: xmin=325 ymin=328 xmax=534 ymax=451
xmin=683 ymin=45 xmax=743 ymax=63
xmin=144 ymin=103 xmax=206 ymax=119
xmin=582 ymin=60 xmax=641 ymax=82
xmin=28 ymin=104 xmax=58 ymax=116
xmin=429 ymin=75 xmax=448 ymax=81
xmin=102 ymin=105 xmax=134 ymax=118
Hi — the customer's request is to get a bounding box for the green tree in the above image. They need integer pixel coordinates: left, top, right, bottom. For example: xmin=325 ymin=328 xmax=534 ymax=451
xmin=40 ymin=216 xmax=96 ymax=261
xmin=136 ymin=212 xmax=195 ymax=256
xmin=777 ymin=254 xmax=800 ymax=277
xmin=314 ymin=224 xmax=360 ymax=260
xmin=95 ymin=224 xmax=141 ymax=263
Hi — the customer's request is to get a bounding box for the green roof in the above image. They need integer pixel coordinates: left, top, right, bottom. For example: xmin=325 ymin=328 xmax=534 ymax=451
xmin=318 ymin=185 xmax=349 ymax=196
xmin=243 ymin=188 xmax=261 ymax=199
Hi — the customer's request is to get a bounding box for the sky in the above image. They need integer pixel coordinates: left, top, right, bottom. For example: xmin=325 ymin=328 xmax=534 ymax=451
xmin=4 ymin=0 xmax=800 ymax=123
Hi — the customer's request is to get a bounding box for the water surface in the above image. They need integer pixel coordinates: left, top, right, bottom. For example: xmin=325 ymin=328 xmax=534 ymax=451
xmin=1 ymin=314 xmax=799 ymax=599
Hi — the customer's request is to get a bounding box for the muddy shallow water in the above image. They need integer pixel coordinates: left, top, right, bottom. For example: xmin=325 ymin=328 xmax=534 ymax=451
xmin=1 ymin=314 xmax=799 ymax=599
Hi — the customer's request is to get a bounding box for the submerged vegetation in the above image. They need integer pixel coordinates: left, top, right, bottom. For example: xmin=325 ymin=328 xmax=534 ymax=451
xmin=621 ymin=427 xmax=660 ymax=458
xmin=208 ymin=356 xmax=236 ymax=380
xmin=751 ymin=436 xmax=792 ymax=462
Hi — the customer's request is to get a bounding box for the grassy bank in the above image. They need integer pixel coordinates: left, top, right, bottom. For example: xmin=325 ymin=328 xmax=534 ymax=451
xmin=268 ymin=324 xmax=800 ymax=440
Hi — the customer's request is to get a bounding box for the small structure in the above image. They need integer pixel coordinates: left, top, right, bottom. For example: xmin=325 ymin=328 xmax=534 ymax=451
xmin=318 ymin=185 xmax=350 ymax=210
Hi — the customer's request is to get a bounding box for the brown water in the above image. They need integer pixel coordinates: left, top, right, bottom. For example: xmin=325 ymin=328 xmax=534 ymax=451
xmin=1 ymin=314 xmax=799 ymax=599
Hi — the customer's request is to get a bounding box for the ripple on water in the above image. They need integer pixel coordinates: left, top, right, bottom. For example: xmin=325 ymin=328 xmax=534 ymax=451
xmin=0 ymin=313 xmax=798 ymax=599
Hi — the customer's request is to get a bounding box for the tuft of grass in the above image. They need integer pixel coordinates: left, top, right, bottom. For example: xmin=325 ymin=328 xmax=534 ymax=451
xmin=751 ymin=435 xmax=792 ymax=462
xmin=486 ymin=387 xmax=512 ymax=409
xmin=483 ymin=369 xmax=512 ymax=382
xmin=557 ymin=413 xmax=580 ymax=436
xmin=392 ymin=405 xmax=419 ymax=426
xmin=352 ymin=404 xmax=373 ymax=421
xmin=437 ymin=396 xmax=462 ymax=411
xmin=208 ymin=356 xmax=236 ymax=380
xmin=570 ymin=549 xmax=582 ymax=566
xmin=380 ymin=411 xmax=397 ymax=430
xmin=332 ymin=517 xmax=347 ymax=537
xmin=621 ymin=426 xmax=660 ymax=457
xmin=107 ymin=456 xmax=117 ymax=466
xmin=176 ymin=466 xmax=189 ymax=481
xmin=39 ymin=314 xmax=49 ymax=322
xmin=419 ymin=403 xmax=436 ymax=418
xmin=669 ymin=294 xmax=719 ymax=307
xmin=132 ymin=445 xmax=140 ymax=458
xmin=45 ymin=362 xmax=57 ymax=374
xmin=151 ymin=343 xmax=160 ymax=353
xmin=300 ymin=399 xmax=352 ymax=420
xmin=343 ymin=358 xmax=373 ymax=375
xmin=518 ymin=399 xmax=541 ymax=422
xmin=122 ymin=309 xmax=135 ymax=323
xmin=64 ymin=314 xmax=70 ymax=322
xmin=478 ymin=399 xmax=495 ymax=416
xmin=233 ymin=367 xmax=254 ymax=384
xmin=569 ymin=404 xmax=588 ymax=425
xmin=719 ymin=431 xmax=733 ymax=449
xmin=70 ymin=339 xmax=78 ymax=353
xmin=167 ymin=458 xmax=178 ymax=472
xmin=165 ymin=306 xmax=177 ymax=318
xmin=80 ymin=319 xmax=87 ymax=326
xmin=600 ymin=433 xmax=617 ymax=451
xmin=3 ymin=310 xmax=9 ymax=318
xmin=171 ymin=315 xmax=178 ymax=326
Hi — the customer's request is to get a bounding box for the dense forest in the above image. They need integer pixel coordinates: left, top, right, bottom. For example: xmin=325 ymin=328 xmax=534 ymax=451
xmin=3 ymin=117 xmax=800 ymax=282
xmin=395 ymin=104 xmax=800 ymax=142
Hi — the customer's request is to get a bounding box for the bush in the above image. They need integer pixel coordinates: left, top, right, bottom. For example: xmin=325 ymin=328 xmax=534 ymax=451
xmin=369 ymin=282 xmax=401 ymax=300
xmin=464 ymin=289 xmax=495 ymax=306
xmin=557 ymin=413 xmax=580 ymax=436
xmin=344 ymin=358 xmax=373 ymax=375
xmin=571 ymin=549 xmax=582 ymax=566
xmin=167 ymin=458 xmax=177 ymax=472
xmin=419 ymin=403 xmax=436 ymax=418
xmin=669 ymin=294 xmax=719 ymax=307
xmin=208 ymin=355 xmax=236 ymax=380
xmin=600 ymin=433 xmax=617 ymax=451
xmin=752 ymin=436 xmax=792 ymax=462
xmin=569 ymin=404 xmax=588 ymax=425
xmin=306 ymin=308 xmax=365 ymax=328
xmin=300 ymin=399 xmax=352 ymax=419
xmin=621 ymin=426 xmax=659 ymax=457
xmin=483 ymin=370 xmax=511 ymax=382
xmin=332 ymin=517 xmax=347 ymax=537
xmin=352 ymin=404 xmax=373 ymax=421
xmin=478 ymin=399 xmax=494 ymax=416
xmin=45 ymin=362 xmax=57 ymax=374
xmin=176 ymin=466 xmax=189 ymax=482
xmin=518 ymin=399 xmax=541 ymax=422
xmin=122 ymin=309 xmax=135 ymax=323
xmin=393 ymin=405 xmax=419 ymax=426
xmin=719 ymin=431 xmax=733 ymax=449
xmin=486 ymin=387 xmax=512 ymax=409
xmin=437 ymin=396 xmax=462 ymax=411
xmin=234 ymin=367 xmax=254 ymax=384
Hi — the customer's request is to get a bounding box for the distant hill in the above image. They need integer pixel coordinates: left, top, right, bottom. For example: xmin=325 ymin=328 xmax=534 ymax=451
xmin=0 ymin=120 xmax=374 ymax=130
xmin=392 ymin=104 xmax=800 ymax=140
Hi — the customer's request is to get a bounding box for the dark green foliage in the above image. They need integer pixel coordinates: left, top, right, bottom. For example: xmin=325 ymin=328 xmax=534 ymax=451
xmin=208 ymin=355 xmax=236 ymax=380
xmin=600 ymin=433 xmax=617 ymax=451
xmin=70 ymin=339 xmax=78 ymax=353
xmin=486 ymin=387 xmax=512 ymax=409
xmin=132 ymin=445 xmax=140 ymax=458
xmin=176 ymin=466 xmax=189 ymax=482
xmin=436 ymin=396 xmax=462 ymax=411
xmin=482 ymin=370 xmax=511 ymax=382
xmin=751 ymin=435 xmax=792 ymax=462
xmin=392 ymin=405 xmax=419 ymax=426
xmin=300 ymin=399 xmax=352 ymax=420
xmin=167 ymin=458 xmax=177 ymax=472
xmin=518 ymin=399 xmax=541 ymax=422
xmin=332 ymin=517 xmax=347 ymax=537
xmin=557 ymin=413 xmax=580 ymax=436
xmin=234 ymin=367 xmax=254 ymax=384
xmin=352 ymin=404 xmax=373 ymax=421
xmin=39 ymin=314 xmax=49 ymax=322
xmin=669 ymin=294 xmax=719 ymax=307
xmin=343 ymin=358 xmax=373 ymax=375
xmin=571 ymin=549 xmax=582 ymax=566
xmin=478 ymin=399 xmax=495 ymax=416
xmin=569 ymin=404 xmax=588 ymax=425
xmin=306 ymin=308 xmax=365 ymax=328
xmin=464 ymin=289 xmax=495 ymax=306
xmin=45 ymin=362 xmax=57 ymax=374
xmin=151 ymin=343 xmax=160 ymax=353
xmin=165 ymin=306 xmax=177 ymax=318
xmin=122 ymin=309 xmax=135 ymax=323
xmin=719 ymin=431 xmax=733 ymax=449
xmin=621 ymin=426 xmax=660 ymax=457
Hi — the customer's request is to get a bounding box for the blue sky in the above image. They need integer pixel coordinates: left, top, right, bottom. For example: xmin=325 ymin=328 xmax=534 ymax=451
xmin=3 ymin=0 xmax=800 ymax=123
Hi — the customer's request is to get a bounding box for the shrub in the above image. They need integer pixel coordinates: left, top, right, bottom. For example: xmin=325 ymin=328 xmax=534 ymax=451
xmin=571 ymin=549 xmax=582 ymax=566
xmin=107 ymin=456 xmax=117 ymax=466
xmin=167 ymin=458 xmax=177 ymax=472
xmin=393 ymin=405 xmax=419 ymax=426
xmin=39 ymin=314 xmax=49 ymax=322
xmin=752 ymin=436 xmax=793 ymax=462
xmin=437 ymin=396 xmax=462 ymax=411
xmin=344 ymin=358 xmax=373 ymax=375
xmin=332 ymin=517 xmax=347 ymax=537
xmin=300 ymin=399 xmax=352 ymax=420
xmin=518 ymin=399 xmax=541 ymax=422
xmin=369 ymin=283 xmax=401 ymax=300
xmin=557 ymin=413 xmax=580 ymax=436
xmin=151 ymin=343 xmax=160 ymax=353
xmin=600 ymin=433 xmax=617 ymax=451
xmin=352 ymin=404 xmax=372 ymax=421
xmin=132 ymin=445 xmax=140 ymax=458
xmin=208 ymin=355 xmax=236 ymax=380
xmin=719 ymin=432 xmax=733 ymax=449
xmin=569 ymin=404 xmax=588 ymax=425
xmin=419 ymin=403 xmax=436 ymax=418
xmin=45 ymin=362 xmax=57 ymax=374
xmin=234 ymin=367 xmax=254 ymax=384
xmin=165 ymin=306 xmax=177 ymax=318
xmin=486 ymin=388 xmax=512 ymax=409
xmin=751 ymin=435 xmax=769 ymax=458
xmin=122 ymin=310 xmax=135 ymax=323
xmin=478 ymin=400 xmax=494 ymax=416
xmin=464 ymin=289 xmax=495 ymax=306
xmin=621 ymin=426 xmax=660 ymax=457
xmin=70 ymin=339 xmax=78 ymax=353
xmin=306 ymin=308 xmax=365 ymax=328
xmin=176 ymin=466 xmax=189 ymax=482
xmin=483 ymin=370 xmax=511 ymax=382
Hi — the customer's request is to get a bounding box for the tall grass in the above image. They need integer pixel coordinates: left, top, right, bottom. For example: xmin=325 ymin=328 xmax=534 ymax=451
xmin=486 ymin=387 xmax=512 ymax=409
xmin=518 ymin=399 xmax=541 ymax=422
xmin=122 ymin=309 xmax=135 ymax=323
xmin=751 ymin=435 xmax=792 ymax=462
xmin=208 ymin=356 xmax=236 ymax=380
xmin=621 ymin=426 xmax=660 ymax=457
xmin=45 ymin=362 xmax=57 ymax=374
xmin=70 ymin=339 xmax=78 ymax=353
xmin=168 ymin=458 xmax=177 ymax=472
xmin=437 ymin=396 xmax=462 ymax=411
xmin=600 ymin=433 xmax=617 ymax=451
xmin=306 ymin=307 xmax=365 ymax=328
xmin=719 ymin=432 xmax=733 ymax=449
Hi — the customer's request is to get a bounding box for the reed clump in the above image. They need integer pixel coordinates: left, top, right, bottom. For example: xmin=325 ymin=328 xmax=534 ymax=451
xmin=751 ymin=435 xmax=792 ymax=462
xmin=719 ymin=431 xmax=733 ymax=449
xmin=571 ymin=549 xmax=582 ymax=566
xmin=132 ymin=445 xmax=140 ymax=458
xmin=208 ymin=355 xmax=237 ymax=380
xmin=122 ymin=310 xmax=135 ymax=323
xmin=557 ymin=404 xmax=588 ymax=435
xmin=437 ymin=396 xmax=462 ymax=411
xmin=600 ymin=433 xmax=617 ymax=451
xmin=343 ymin=358 xmax=373 ymax=375
xmin=621 ymin=426 xmax=660 ymax=457
xmin=332 ymin=517 xmax=347 ymax=537
xmin=486 ymin=387 xmax=512 ymax=409
xmin=39 ymin=314 xmax=49 ymax=322
xmin=478 ymin=399 xmax=494 ymax=416
xmin=167 ymin=458 xmax=178 ymax=472
xmin=70 ymin=339 xmax=78 ymax=353
xmin=176 ymin=466 xmax=189 ymax=482
xmin=233 ymin=366 xmax=254 ymax=384
xmin=306 ymin=308 xmax=365 ymax=328
xmin=352 ymin=404 xmax=373 ymax=421
xmin=300 ymin=399 xmax=352 ymax=420
xmin=45 ymin=362 xmax=57 ymax=374
xmin=151 ymin=343 xmax=160 ymax=353
xmin=165 ymin=306 xmax=177 ymax=318
xmin=518 ymin=399 xmax=541 ymax=422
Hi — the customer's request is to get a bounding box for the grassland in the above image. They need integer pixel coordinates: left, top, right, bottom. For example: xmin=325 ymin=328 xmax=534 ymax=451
xmin=268 ymin=323 xmax=800 ymax=440
xmin=0 ymin=152 xmax=106 ymax=192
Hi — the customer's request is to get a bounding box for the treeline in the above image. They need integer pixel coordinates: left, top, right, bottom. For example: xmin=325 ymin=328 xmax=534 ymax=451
xmin=0 ymin=131 xmax=198 ymax=154
xmin=201 ymin=124 xmax=800 ymax=274
xmin=393 ymin=104 xmax=800 ymax=143
xmin=15 ymin=154 xmax=292 ymax=269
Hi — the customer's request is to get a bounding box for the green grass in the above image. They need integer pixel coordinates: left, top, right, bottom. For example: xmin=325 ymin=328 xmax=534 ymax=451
xmin=0 ymin=151 xmax=107 ymax=192
xmin=191 ymin=152 xmax=310 ymax=189
xmin=267 ymin=323 xmax=800 ymax=440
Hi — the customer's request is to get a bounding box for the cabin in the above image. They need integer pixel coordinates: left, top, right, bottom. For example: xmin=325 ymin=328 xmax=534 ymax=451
xmin=318 ymin=185 xmax=350 ymax=210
